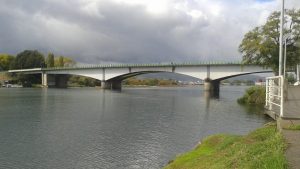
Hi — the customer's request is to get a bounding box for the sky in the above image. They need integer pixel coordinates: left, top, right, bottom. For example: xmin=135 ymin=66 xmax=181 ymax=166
xmin=0 ymin=0 xmax=300 ymax=64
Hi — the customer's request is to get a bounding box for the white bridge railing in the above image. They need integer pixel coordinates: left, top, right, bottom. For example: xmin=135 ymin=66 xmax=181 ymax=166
xmin=265 ymin=76 xmax=284 ymax=117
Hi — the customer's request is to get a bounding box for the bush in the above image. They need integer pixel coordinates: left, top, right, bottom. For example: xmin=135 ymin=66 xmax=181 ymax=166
xmin=237 ymin=86 xmax=265 ymax=105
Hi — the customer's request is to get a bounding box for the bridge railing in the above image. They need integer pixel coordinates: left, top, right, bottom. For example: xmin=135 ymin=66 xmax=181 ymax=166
xmin=265 ymin=76 xmax=284 ymax=117
xmin=40 ymin=61 xmax=244 ymax=70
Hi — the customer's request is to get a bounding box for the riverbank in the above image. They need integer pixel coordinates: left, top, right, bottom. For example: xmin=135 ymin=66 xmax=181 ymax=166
xmin=164 ymin=123 xmax=287 ymax=169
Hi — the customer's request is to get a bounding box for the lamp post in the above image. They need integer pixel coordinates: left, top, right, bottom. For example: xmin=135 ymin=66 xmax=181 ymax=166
xmin=279 ymin=0 xmax=285 ymax=76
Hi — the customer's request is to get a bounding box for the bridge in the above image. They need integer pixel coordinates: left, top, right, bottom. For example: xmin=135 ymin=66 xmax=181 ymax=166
xmin=8 ymin=62 xmax=272 ymax=95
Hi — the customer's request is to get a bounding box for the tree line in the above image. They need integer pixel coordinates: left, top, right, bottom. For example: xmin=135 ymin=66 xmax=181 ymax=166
xmin=123 ymin=77 xmax=178 ymax=86
xmin=0 ymin=50 xmax=76 ymax=71
xmin=0 ymin=50 xmax=100 ymax=87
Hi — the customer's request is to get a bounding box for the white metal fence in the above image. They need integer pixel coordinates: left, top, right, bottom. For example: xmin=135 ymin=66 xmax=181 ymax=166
xmin=265 ymin=76 xmax=284 ymax=117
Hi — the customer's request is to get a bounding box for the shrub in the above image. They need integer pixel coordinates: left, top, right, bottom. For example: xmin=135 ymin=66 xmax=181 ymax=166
xmin=237 ymin=86 xmax=265 ymax=105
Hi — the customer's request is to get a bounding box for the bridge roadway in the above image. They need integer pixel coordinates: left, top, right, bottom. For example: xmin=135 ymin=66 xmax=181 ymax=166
xmin=8 ymin=62 xmax=272 ymax=96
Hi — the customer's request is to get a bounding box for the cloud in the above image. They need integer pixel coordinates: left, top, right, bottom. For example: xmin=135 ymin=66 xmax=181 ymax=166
xmin=0 ymin=0 xmax=299 ymax=64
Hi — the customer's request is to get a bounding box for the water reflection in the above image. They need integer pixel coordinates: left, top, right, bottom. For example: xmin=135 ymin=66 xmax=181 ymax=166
xmin=204 ymin=91 xmax=211 ymax=113
xmin=241 ymin=104 xmax=266 ymax=115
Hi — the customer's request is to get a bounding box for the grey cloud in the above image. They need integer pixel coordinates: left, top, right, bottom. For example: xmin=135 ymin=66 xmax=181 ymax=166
xmin=0 ymin=0 xmax=299 ymax=64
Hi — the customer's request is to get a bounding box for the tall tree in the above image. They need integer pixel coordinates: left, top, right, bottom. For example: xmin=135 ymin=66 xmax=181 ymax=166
xmin=0 ymin=54 xmax=15 ymax=70
xmin=46 ymin=53 xmax=55 ymax=68
xmin=57 ymin=56 xmax=64 ymax=67
xmin=11 ymin=50 xmax=45 ymax=86
xmin=12 ymin=50 xmax=45 ymax=69
xmin=239 ymin=10 xmax=300 ymax=73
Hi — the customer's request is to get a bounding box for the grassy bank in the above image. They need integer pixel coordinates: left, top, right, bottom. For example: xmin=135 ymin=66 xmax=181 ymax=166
xmin=164 ymin=123 xmax=288 ymax=169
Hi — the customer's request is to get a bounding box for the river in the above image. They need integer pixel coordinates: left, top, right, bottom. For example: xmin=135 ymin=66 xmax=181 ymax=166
xmin=0 ymin=86 xmax=270 ymax=169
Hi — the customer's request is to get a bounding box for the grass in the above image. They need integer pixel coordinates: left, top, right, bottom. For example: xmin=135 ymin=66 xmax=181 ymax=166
xmin=164 ymin=123 xmax=288 ymax=169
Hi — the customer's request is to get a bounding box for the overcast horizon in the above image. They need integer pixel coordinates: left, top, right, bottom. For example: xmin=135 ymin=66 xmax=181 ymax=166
xmin=1 ymin=0 xmax=300 ymax=64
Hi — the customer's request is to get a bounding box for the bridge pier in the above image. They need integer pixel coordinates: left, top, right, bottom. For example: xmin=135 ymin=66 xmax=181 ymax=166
xmin=101 ymin=81 xmax=122 ymax=90
xmin=204 ymin=80 xmax=220 ymax=98
xmin=42 ymin=73 xmax=55 ymax=87
xmin=41 ymin=73 xmax=68 ymax=88
xmin=42 ymin=73 xmax=47 ymax=87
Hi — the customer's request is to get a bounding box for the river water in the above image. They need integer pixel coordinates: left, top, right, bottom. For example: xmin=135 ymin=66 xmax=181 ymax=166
xmin=0 ymin=86 xmax=269 ymax=169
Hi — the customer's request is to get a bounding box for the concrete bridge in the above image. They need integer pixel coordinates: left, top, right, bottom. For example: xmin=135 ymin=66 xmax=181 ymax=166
xmin=8 ymin=62 xmax=272 ymax=95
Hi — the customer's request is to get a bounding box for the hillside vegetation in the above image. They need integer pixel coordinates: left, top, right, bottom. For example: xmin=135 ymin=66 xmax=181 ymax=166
xmin=123 ymin=77 xmax=178 ymax=86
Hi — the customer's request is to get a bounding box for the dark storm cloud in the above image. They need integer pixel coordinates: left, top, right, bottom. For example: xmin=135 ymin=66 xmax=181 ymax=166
xmin=0 ymin=0 xmax=299 ymax=64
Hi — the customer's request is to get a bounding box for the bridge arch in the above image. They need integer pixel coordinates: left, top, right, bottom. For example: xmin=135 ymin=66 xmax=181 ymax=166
xmin=106 ymin=71 xmax=203 ymax=82
xmin=214 ymin=71 xmax=273 ymax=82
xmin=105 ymin=70 xmax=273 ymax=82
xmin=44 ymin=69 xmax=104 ymax=81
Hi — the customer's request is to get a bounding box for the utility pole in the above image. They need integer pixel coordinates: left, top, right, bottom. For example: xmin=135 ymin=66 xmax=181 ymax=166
xmin=279 ymin=0 xmax=285 ymax=76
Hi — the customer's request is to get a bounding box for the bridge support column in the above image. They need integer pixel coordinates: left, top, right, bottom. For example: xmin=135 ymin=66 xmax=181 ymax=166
xmin=42 ymin=73 xmax=56 ymax=87
xmin=42 ymin=73 xmax=48 ymax=87
xmin=41 ymin=73 xmax=67 ymax=88
xmin=204 ymin=80 xmax=220 ymax=98
xmin=101 ymin=81 xmax=112 ymax=89
xmin=101 ymin=81 xmax=122 ymax=90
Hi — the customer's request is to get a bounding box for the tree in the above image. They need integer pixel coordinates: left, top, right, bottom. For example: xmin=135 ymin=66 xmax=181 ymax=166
xmin=46 ymin=53 xmax=55 ymax=68
xmin=55 ymin=56 xmax=76 ymax=67
xmin=62 ymin=57 xmax=76 ymax=67
xmin=58 ymin=56 xmax=64 ymax=67
xmin=0 ymin=54 xmax=15 ymax=70
xmin=239 ymin=10 xmax=300 ymax=73
xmin=11 ymin=50 xmax=45 ymax=86
xmin=12 ymin=50 xmax=45 ymax=69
